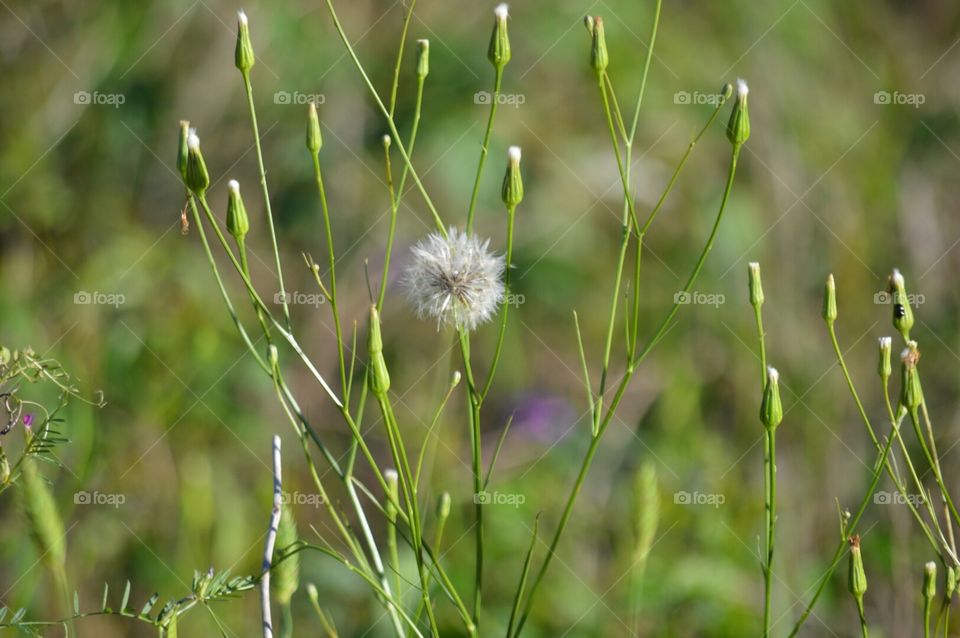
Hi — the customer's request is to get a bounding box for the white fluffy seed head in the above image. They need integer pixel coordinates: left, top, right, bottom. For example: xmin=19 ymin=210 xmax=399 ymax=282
xmin=495 ymin=3 xmax=509 ymax=20
xmin=238 ymin=9 xmax=248 ymax=25
xmin=228 ymin=179 xmax=240 ymax=193
xmin=736 ymin=78 xmax=749 ymax=97
xmin=767 ymin=366 xmax=779 ymax=383
xmin=403 ymin=228 xmax=505 ymax=332
xmin=187 ymin=129 xmax=200 ymax=152
xmin=879 ymin=336 xmax=892 ymax=348
xmin=508 ymin=145 xmax=522 ymax=164
xmin=892 ymin=268 xmax=905 ymax=287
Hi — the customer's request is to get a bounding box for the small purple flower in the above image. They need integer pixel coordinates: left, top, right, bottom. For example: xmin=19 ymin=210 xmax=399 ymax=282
xmin=512 ymin=393 xmax=576 ymax=442
xmin=22 ymin=413 xmax=34 ymax=429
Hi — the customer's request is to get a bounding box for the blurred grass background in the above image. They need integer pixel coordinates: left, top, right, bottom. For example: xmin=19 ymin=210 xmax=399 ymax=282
xmin=2 ymin=0 xmax=960 ymax=635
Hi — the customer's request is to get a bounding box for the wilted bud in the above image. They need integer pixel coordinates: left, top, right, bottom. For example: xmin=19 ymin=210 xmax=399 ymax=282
xmin=848 ymin=535 xmax=867 ymax=600
xmin=726 ymin=78 xmax=750 ymax=147
xmin=747 ymin=262 xmax=764 ymax=308
xmin=889 ymin=269 xmax=915 ymax=340
xmin=226 ymin=180 xmax=250 ymax=241
xmin=185 ymin=129 xmax=210 ymax=196
xmin=437 ymin=490 xmax=451 ymax=520
xmin=924 ymin=561 xmax=938 ymax=601
xmin=760 ymin=366 xmax=783 ymax=430
xmin=501 ymin=146 xmax=524 ymax=208
xmin=416 ymin=39 xmax=430 ymax=78
xmin=488 ymin=4 xmax=511 ymax=69
xmin=177 ymin=120 xmax=190 ymax=180
xmin=878 ymin=337 xmax=892 ymax=380
xmin=900 ymin=341 xmax=922 ymax=412
xmin=368 ymin=306 xmax=391 ymax=396
xmin=306 ymin=102 xmax=322 ymax=154
xmin=590 ymin=16 xmax=609 ymax=75
xmin=823 ymin=274 xmax=837 ymax=324
xmin=235 ymin=10 xmax=255 ymax=72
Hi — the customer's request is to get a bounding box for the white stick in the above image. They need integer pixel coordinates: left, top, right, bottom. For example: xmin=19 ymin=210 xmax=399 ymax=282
xmin=261 ymin=435 xmax=282 ymax=638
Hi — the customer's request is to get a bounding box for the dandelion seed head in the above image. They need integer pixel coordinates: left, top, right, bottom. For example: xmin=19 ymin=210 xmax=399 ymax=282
xmin=404 ymin=228 xmax=505 ymax=331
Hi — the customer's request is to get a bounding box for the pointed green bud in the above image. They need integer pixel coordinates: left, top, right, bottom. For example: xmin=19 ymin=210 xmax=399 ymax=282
xmin=726 ymin=78 xmax=750 ymax=147
xmin=900 ymin=341 xmax=922 ymax=412
xmin=747 ymin=262 xmax=764 ymax=308
xmin=924 ymin=561 xmax=938 ymax=601
xmin=760 ymin=366 xmax=783 ymax=430
xmin=437 ymin=491 xmax=451 ymax=519
xmin=878 ymin=337 xmax=892 ymax=380
xmin=847 ymin=535 xmax=867 ymax=600
xmin=185 ymin=129 xmax=210 ymax=196
xmin=416 ymin=39 xmax=430 ymax=78
xmin=823 ymin=274 xmax=837 ymax=324
xmin=306 ymin=102 xmax=322 ymax=154
xmin=488 ymin=4 xmax=511 ymax=69
xmin=368 ymin=306 xmax=391 ymax=396
xmin=177 ymin=120 xmax=190 ymax=180
xmin=384 ymin=468 xmax=400 ymax=522
xmin=590 ymin=16 xmax=609 ymax=75
xmin=501 ymin=145 xmax=524 ymax=209
xmin=226 ymin=180 xmax=250 ymax=241
xmin=583 ymin=15 xmax=594 ymax=35
xmin=235 ymin=10 xmax=255 ymax=72
xmin=889 ymin=268 xmax=915 ymax=340
xmin=721 ymin=82 xmax=734 ymax=101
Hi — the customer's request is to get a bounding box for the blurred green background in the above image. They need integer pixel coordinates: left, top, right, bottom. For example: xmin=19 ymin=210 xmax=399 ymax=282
xmin=2 ymin=0 xmax=960 ymax=635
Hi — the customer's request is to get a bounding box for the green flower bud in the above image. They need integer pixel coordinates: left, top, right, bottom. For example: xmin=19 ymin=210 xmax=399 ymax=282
xmin=185 ymin=129 xmax=210 ymax=196
xmin=273 ymin=502 xmax=300 ymax=605
xmin=823 ymin=274 xmax=837 ymax=324
xmin=721 ymin=82 xmax=734 ymax=101
xmin=583 ymin=15 xmax=594 ymax=36
xmin=416 ymin=39 xmax=430 ymax=79
xmin=437 ymin=490 xmax=451 ymax=520
xmin=235 ymin=10 xmax=255 ymax=72
xmin=306 ymin=102 xmax=322 ymax=154
xmin=590 ymin=16 xmax=609 ymax=75
xmin=226 ymin=180 xmax=249 ymax=241
xmin=384 ymin=468 xmax=400 ymax=522
xmin=368 ymin=306 xmax=391 ymax=396
xmin=726 ymin=79 xmax=750 ymax=147
xmin=848 ymin=535 xmax=867 ymax=600
xmin=760 ymin=366 xmax=783 ymax=430
xmin=889 ymin=269 xmax=915 ymax=340
xmin=747 ymin=262 xmax=764 ymax=308
xmin=947 ymin=566 xmax=957 ymax=599
xmin=0 ymin=449 xmax=10 ymax=485
xmin=488 ymin=4 xmax=511 ymax=69
xmin=899 ymin=341 xmax=922 ymax=412
xmin=878 ymin=337 xmax=892 ymax=380
xmin=177 ymin=120 xmax=190 ymax=180
xmin=924 ymin=561 xmax=938 ymax=601
xmin=501 ymin=145 xmax=524 ymax=209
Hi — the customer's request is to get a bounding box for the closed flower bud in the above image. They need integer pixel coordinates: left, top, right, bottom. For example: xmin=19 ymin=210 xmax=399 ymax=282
xmin=417 ymin=39 xmax=430 ymax=78
xmin=747 ymin=262 xmax=764 ymax=308
xmin=235 ymin=10 xmax=255 ymax=72
xmin=823 ymin=274 xmax=837 ymax=324
xmin=368 ymin=306 xmax=391 ymax=396
xmin=185 ymin=129 xmax=210 ymax=196
xmin=948 ymin=566 xmax=958 ymax=599
xmin=583 ymin=15 xmax=594 ymax=35
xmin=226 ymin=180 xmax=250 ymax=241
xmin=273 ymin=503 xmax=300 ymax=605
xmin=0 ymin=450 xmax=9 ymax=485
xmin=848 ymin=535 xmax=867 ymax=600
xmin=306 ymin=102 xmax=322 ymax=154
xmin=924 ymin=561 xmax=938 ymax=601
xmin=437 ymin=490 xmax=451 ymax=520
xmin=590 ymin=16 xmax=609 ymax=75
xmin=268 ymin=344 xmax=279 ymax=369
xmin=878 ymin=337 xmax=892 ymax=380
xmin=889 ymin=268 xmax=915 ymax=340
xmin=760 ymin=366 xmax=783 ymax=430
xmin=721 ymin=82 xmax=734 ymax=100
xmin=177 ymin=120 xmax=190 ymax=180
xmin=384 ymin=468 xmax=400 ymax=521
xmin=502 ymin=145 xmax=524 ymax=208
xmin=488 ymin=4 xmax=511 ymax=69
xmin=900 ymin=341 xmax=922 ymax=411
xmin=726 ymin=78 xmax=750 ymax=147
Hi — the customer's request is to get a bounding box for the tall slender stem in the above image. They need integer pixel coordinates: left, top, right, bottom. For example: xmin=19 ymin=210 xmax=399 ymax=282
xmin=466 ymin=67 xmax=503 ymax=233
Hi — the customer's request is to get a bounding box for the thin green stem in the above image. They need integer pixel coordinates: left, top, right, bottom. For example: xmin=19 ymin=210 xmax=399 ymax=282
xmin=763 ymin=427 xmax=776 ymax=638
xmin=466 ymin=67 xmax=503 ymax=233
xmin=389 ymin=0 xmax=417 ymax=118
xmin=480 ymin=205 xmax=516 ymax=400
xmin=457 ymin=329 xmax=484 ymax=628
